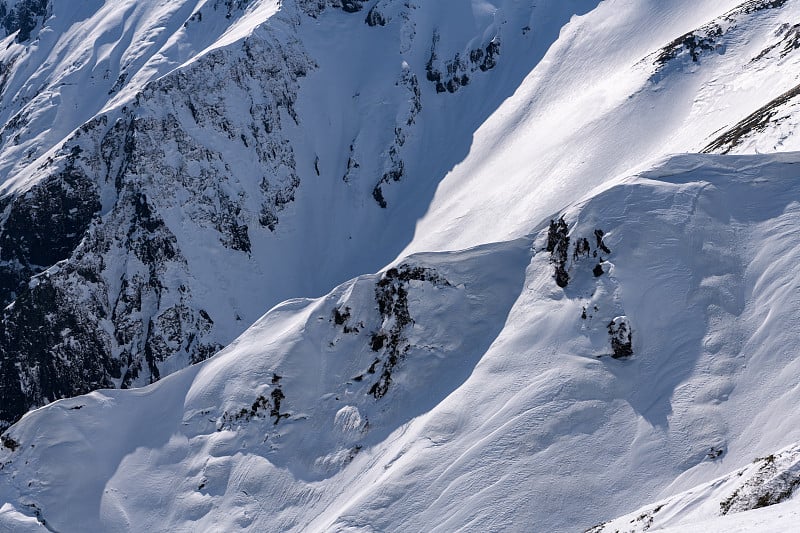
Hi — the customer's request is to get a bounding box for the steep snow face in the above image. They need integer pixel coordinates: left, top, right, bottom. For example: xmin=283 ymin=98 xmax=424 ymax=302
xmin=591 ymin=441 xmax=800 ymax=532
xmin=2 ymin=153 xmax=800 ymax=532
xmin=402 ymin=0 xmax=800 ymax=256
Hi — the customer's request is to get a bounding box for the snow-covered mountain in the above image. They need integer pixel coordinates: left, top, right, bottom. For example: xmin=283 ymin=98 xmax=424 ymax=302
xmin=0 ymin=0 xmax=563 ymax=427
xmin=2 ymin=0 xmax=800 ymax=531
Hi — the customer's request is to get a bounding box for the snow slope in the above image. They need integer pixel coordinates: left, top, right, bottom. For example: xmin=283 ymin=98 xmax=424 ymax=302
xmin=591 ymin=441 xmax=800 ymax=532
xmin=4 ymin=152 xmax=800 ymax=531
xmin=3 ymin=0 xmax=800 ymax=531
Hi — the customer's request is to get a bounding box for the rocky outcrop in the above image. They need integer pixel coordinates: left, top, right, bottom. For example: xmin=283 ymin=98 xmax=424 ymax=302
xmin=608 ymin=316 xmax=633 ymax=358
xmin=366 ymin=265 xmax=450 ymax=398
xmin=650 ymin=0 xmax=789 ymax=76
xmin=425 ymin=31 xmax=501 ymax=94
xmin=299 ymin=0 xmax=364 ymax=17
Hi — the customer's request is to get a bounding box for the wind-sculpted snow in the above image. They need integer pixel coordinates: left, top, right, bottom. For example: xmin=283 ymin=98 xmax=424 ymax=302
xmin=591 ymin=441 xmax=800 ymax=532
xmin=3 ymin=153 xmax=800 ymax=531
xmin=3 ymin=0 xmax=800 ymax=530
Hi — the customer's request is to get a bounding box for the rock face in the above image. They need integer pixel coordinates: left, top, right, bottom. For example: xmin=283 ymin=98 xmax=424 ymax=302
xmin=607 ymin=316 xmax=633 ymax=358
xmin=0 ymin=0 xmax=49 ymax=41
xmin=0 ymin=6 xmax=316 ymax=427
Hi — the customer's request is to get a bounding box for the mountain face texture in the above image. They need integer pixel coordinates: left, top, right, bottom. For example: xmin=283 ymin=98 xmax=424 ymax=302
xmin=2 ymin=0 xmax=800 ymax=531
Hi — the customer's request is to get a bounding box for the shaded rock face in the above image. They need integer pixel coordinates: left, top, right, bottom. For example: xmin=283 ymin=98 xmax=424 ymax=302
xmin=0 ymin=15 xmax=314 ymax=428
xmin=0 ymin=0 xmax=49 ymax=41
xmin=0 ymin=156 xmax=100 ymax=306
xmin=425 ymin=32 xmax=501 ymax=94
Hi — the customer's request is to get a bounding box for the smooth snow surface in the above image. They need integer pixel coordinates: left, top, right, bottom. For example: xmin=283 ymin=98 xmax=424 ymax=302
xmin=3 ymin=0 xmax=800 ymax=531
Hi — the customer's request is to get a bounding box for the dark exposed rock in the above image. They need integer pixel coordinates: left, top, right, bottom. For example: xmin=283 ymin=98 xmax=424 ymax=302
xmin=547 ymin=217 xmax=570 ymax=288
xmin=573 ymin=238 xmax=591 ymax=261
xmin=0 ymin=274 xmax=118 ymax=430
xmin=425 ymin=32 xmax=500 ymax=94
xmin=270 ymin=386 xmax=289 ymax=424
xmin=477 ymin=39 xmax=501 ymax=72
xmin=333 ymin=306 xmax=351 ymax=325
xmin=218 ymin=380 xmax=289 ymax=429
xmin=593 ymin=263 xmax=605 ymax=277
xmin=370 ymin=332 xmax=386 ymax=351
xmin=651 ymin=0 xmax=789 ymax=75
xmin=333 ymin=306 xmax=361 ymax=334
xmin=608 ymin=316 xmax=633 ymax=358
xmin=372 ymin=185 xmax=387 ymax=209
xmin=212 ymin=0 xmax=250 ymax=19
xmin=370 ymin=70 xmax=420 ymax=207
xmin=1 ymin=433 xmax=19 ymax=451
xmin=365 ymin=4 xmax=387 ymax=26
xmin=594 ymin=229 xmax=611 ymax=254
xmin=340 ymin=0 xmax=363 ymax=13
xmin=0 ymin=164 xmax=101 ymax=306
xmin=655 ymin=24 xmax=723 ymax=66
xmin=368 ymin=265 xmax=450 ymax=398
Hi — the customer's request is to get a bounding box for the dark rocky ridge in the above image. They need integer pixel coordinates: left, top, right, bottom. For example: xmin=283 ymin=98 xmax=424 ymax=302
xmin=703 ymin=82 xmax=800 ymax=153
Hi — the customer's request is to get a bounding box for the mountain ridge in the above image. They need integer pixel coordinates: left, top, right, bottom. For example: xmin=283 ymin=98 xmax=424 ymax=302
xmin=2 ymin=0 xmax=800 ymax=530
